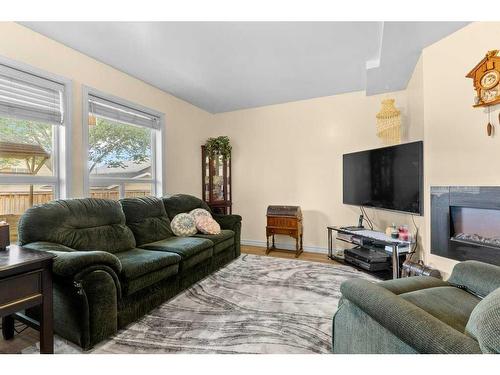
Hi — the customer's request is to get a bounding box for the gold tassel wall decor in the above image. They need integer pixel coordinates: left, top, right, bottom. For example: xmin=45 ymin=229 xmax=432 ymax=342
xmin=376 ymin=99 xmax=401 ymax=145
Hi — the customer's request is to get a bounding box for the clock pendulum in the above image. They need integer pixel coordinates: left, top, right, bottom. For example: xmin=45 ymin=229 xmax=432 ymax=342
xmin=486 ymin=107 xmax=493 ymax=137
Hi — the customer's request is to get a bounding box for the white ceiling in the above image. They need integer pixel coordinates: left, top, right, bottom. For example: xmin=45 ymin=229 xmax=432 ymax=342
xmin=20 ymin=22 xmax=468 ymax=113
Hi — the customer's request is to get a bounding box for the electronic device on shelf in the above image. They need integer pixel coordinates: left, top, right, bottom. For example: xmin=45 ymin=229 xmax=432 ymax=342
xmin=344 ymin=247 xmax=391 ymax=272
xmin=336 ymin=232 xmax=354 ymax=242
xmin=336 ymin=231 xmax=373 ymax=245
xmin=351 ymin=236 xmax=368 ymax=246
xmin=340 ymin=226 xmax=364 ymax=231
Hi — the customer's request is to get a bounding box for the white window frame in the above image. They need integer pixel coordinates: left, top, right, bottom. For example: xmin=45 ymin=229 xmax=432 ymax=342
xmin=0 ymin=55 xmax=72 ymax=199
xmin=82 ymin=86 xmax=165 ymax=198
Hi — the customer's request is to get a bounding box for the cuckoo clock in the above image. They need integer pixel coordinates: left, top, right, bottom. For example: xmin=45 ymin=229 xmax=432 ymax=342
xmin=466 ymin=50 xmax=500 ymax=107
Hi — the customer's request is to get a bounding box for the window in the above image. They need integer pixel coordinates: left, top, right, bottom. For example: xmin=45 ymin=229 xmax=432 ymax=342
xmin=0 ymin=58 xmax=71 ymax=242
xmin=83 ymin=88 xmax=163 ymax=199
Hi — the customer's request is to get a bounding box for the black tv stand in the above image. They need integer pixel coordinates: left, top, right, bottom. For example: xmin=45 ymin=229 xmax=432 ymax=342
xmin=327 ymin=226 xmax=412 ymax=279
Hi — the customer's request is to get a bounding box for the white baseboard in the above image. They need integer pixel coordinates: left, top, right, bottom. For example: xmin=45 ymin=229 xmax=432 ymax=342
xmin=241 ymin=239 xmax=328 ymax=255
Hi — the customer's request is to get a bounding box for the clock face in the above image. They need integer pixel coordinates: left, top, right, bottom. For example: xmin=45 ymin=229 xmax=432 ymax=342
xmin=480 ymin=70 xmax=500 ymax=89
xmin=481 ymin=87 xmax=499 ymax=103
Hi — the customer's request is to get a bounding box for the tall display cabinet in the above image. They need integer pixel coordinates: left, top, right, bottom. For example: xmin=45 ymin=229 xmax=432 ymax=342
xmin=201 ymin=145 xmax=232 ymax=214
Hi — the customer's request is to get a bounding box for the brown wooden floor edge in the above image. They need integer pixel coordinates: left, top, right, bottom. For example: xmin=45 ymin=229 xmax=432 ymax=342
xmin=241 ymin=245 xmax=340 ymax=265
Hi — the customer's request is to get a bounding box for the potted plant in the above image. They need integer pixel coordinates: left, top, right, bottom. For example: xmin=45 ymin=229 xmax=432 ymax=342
xmin=204 ymin=136 xmax=232 ymax=159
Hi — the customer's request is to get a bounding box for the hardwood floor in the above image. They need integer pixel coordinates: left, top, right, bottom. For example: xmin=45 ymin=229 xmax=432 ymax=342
xmin=0 ymin=325 xmax=38 ymax=354
xmin=0 ymin=245 xmax=337 ymax=354
xmin=241 ymin=245 xmax=338 ymax=264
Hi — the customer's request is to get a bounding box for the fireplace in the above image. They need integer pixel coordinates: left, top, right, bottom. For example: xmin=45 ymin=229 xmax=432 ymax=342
xmin=450 ymin=206 xmax=500 ymax=249
xmin=431 ymin=187 xmax=500 ymax=265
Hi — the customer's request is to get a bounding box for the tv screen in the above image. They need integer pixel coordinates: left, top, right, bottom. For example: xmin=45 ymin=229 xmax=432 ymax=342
xmin=343 ymin=141 xmax=423 ymax=215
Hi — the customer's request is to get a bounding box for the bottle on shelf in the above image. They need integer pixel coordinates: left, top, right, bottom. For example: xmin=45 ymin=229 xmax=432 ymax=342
xmin=398 ymin=225 xmax=409 ymax=241
xmin=391 ymin=224 xmax=399 ymax=239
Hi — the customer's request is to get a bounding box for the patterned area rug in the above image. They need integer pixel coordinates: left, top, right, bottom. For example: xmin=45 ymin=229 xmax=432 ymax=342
xmin=25 ymin=254 xmax=376 ymax=354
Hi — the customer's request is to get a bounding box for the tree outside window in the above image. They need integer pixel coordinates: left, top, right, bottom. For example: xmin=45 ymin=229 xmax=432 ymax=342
xmin=88 ymin=117 xmax=154 ymax=200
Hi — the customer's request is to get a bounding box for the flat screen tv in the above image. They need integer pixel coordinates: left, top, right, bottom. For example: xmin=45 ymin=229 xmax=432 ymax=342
xmin=343 ymin=141 xmax=423 ymax=215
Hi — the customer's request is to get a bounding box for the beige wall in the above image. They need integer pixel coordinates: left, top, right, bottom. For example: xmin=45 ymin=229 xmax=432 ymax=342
xmin=5 ymin=21 xmax=498 ymax=277
xmin=209 ymin=22 xmax=500 ymax=278
xmin=211 ymin=69 xmax=425 ymax=255
xmin=422 ymin=22 xmax=500 ymax=276
xmin=0 ymin=22 xmax=212 ymax=198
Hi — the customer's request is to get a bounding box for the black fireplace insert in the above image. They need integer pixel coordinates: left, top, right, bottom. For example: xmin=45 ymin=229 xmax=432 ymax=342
xmin=431 ymin=186 xmax=500 ymax=265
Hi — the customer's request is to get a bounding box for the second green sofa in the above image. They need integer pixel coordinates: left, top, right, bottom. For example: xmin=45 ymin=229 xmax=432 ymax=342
xmin=332 ymin=260 xmax=500 ymax=354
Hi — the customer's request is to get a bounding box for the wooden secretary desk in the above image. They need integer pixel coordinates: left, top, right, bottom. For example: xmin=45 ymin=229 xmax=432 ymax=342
xmin=266 ymin=205 xmax=303 ymax=257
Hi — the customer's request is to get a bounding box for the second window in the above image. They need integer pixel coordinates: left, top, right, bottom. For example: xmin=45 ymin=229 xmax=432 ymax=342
xmin=84 ymin=89 xmax=163 ymax=199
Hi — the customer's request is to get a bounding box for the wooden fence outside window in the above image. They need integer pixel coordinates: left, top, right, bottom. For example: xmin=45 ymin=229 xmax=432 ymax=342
xmin=0 ymin=189 xmax=149 ymax=242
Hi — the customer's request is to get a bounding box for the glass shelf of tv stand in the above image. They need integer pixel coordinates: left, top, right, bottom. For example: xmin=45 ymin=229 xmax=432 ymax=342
xmin=329 ymin=226 xmax=413 ymax=247
xmin=327 ymin=226 xmax=414 ymax=279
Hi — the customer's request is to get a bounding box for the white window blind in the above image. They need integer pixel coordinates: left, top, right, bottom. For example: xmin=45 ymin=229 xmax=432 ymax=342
xmin=0 ymin=63 xmax=65 ymax=125
xmin=88 ymin=94 xmax=160 ymax=130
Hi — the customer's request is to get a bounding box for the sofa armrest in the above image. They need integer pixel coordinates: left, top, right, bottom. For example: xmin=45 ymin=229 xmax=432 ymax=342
xmin=340 ymin=279 xmax=482 ymax=353
xmin=448 ymin=261 xmax=500 ymax=298
xmin=23 ymin=241 xmax=121 ymax=349
xmin=213 ymin=214 xmax=242 ymax=257
xmin=23 ymin=241 xmax=122 ymax=278
xmin=212 ymin=214 xmax=242 ymax=231
xmin=378 ymin=276 xmax=449 ymax=295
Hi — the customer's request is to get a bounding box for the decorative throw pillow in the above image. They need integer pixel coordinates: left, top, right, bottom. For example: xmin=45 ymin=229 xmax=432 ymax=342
xmin=189 ymin=208 xmax=212 ymax=220
xmin=195 ymin=215 xmax=221 ymax=235
xmin=170 ymin=213 xmax=197 ymax=237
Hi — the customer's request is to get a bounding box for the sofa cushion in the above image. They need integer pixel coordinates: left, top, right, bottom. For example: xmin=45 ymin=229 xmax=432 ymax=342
xmin=193 ymin=229 xmax=234 ymax=254
xmin=182 ymin=248 xmax=213 ymax=270
xmin=465 ymin=287 xmax=500 ymax=353
xmin=115 ymin=249 xmax=181 ymax=296
xmin=139 ymin=237 xmax=213 ymax=269
xmin=400 ymin=286 xmax=481 ymax=332
xmin=116 ymin=249 xmax=181 ymax=280
xmin=120 ymin=196 xmax=173 ymax=246
xmin=162 ymin=194 xmax=211 ymax=220
xmin=140 ymin=237 xmax=212 ymax=258
xmin=121 ymin=266 xmax=179 ymax=296
xmin=18 ymin=198 xmax=136 ymax=253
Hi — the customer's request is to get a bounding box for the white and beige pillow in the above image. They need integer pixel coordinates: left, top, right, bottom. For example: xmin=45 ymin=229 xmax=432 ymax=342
xmin=170 ymin=213 xmax=197 ymax=237
xmin=171 ymin=208 xmax=221 ymax=236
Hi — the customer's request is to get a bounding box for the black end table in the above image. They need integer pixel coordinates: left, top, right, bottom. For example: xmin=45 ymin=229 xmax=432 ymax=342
xmin=0 ymin=245 xmax=55 ymax=354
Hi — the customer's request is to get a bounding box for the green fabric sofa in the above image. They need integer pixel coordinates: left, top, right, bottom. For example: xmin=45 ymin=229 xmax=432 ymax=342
xmin=17 ymin=194 xmax=241 ymax=350
xmin=332 ymin=260 xmax=500 ymax=354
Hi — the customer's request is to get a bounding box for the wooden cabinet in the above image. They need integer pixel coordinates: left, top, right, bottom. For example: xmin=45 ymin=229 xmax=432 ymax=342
xmin=266 ymin=205 xmax=303 ymax=257
xmin=201 ymin=146 xmax=232 ymax=214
